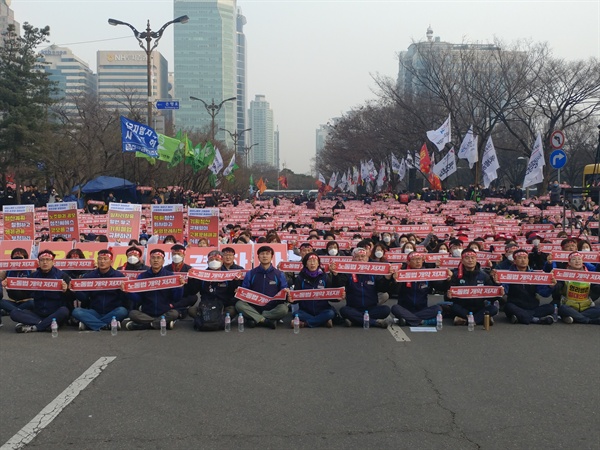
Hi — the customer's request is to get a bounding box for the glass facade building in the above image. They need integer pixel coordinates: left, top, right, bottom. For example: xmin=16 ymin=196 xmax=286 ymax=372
xmin=248 ymin=94 xmax=275 ymax=168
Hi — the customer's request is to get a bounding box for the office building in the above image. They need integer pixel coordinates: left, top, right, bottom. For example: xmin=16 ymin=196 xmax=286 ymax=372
xmin=248 ymin=94 xmax=275 ymax=167
xmin=96 ymin=50 xmax=169 ymax=132
xmin=174 ymin=0 xmax=239 ymax=144
xmin=235 ymin=7 xmax=248 ymax=153
xmin=38 ymin=45 xmax=96 ymax=115
xmin=0 ymin=0 xmax=19 ymax=41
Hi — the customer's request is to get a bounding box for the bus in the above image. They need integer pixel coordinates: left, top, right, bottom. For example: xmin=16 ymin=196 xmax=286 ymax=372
xmin=582 ymin=164 xmax=600 ymax=188
xmin=260 ymin=189 xmax=318 ymax=199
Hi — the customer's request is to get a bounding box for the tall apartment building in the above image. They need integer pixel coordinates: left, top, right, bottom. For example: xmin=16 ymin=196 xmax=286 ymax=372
xmin=174 ymin=0 xmax=240 ymax=145
xmin=96 ymin=50 xmax=169 ymax=132
xmin=235 ymin=7 xmax=248 ymax=154
xmin=248 ymin=94 xmax=275 ymax=168
xmin=0 ymin=0 xmax=19 ymax=42
xmin=38 ymin=45 xmax=96 ymax=115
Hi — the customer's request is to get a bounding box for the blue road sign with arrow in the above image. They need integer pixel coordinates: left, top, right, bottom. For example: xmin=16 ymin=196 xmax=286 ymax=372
xmin=550 ymin=149 xmax=567 ymax=169
xmin=155 ymin=100 xmax=180 ymax=110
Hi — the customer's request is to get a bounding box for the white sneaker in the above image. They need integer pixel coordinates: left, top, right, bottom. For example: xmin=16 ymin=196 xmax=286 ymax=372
xmin=78 ymin=322 xmax=87 ymax=331
xmin=562 ymin=316 xmax=574 ymax=324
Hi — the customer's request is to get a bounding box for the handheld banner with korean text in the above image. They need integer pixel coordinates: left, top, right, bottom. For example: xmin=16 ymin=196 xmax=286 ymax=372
xmin=0 ymin=259 xmax=38 ymax=271
xmin=553 ymin=269 xmax=600 ymax=283
xmin=394 ymin=269 xmax=449 ymax=282
xmin=289 ymin=287 xmax=345 ymax=301
xmin=495 ymin=270 xmax=554 ymax=285
xmin=53 ymin=259 xmax=96 ymax=271
xmin=551 ymin=251 xmax=600 ymax=263
xmin=187 ymin=269 xmax=244 ymax=282
xmin=122 ymin=275 xmax=181 ymax=293
xmin=3 ymin=205 xmax=35 ymax=241
xmin=107 ymin=203 xmax=141 ymax=242
xmin=331 ymin=261 xmax=390 ymax=275
xmin=70 ymin=278 xmax=124 ymax=291
xmin=448 ymin=286 xmax=503 ymax=298
xmin=188 ymin=208 xmax=219 ymax=246
xmin=47 ymin=202 xmax=79 ymax=241
xmin=6 ymin=277 xmax=63 ymax=291
xmin=234 ymin=286 xmax=287 ymax=306
xmin=151 ymin=204 xmax=184 ymax=243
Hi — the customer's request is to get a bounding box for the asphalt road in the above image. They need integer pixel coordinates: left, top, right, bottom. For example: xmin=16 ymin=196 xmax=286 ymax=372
xmin=1 ymin=305 xmax=599 ymax=450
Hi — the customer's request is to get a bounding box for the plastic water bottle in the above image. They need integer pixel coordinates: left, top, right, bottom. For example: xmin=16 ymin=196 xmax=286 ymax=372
xmin=111 ymin=316 xmax=118 ymax=336
xmin=363 ymin=311 xmax=370 ymax=329
xmin=160 ymin=315 xmax=167 ymax=336
xmin=224 ymin=312 xmax=231 ymax=332
xmin=238 ymin=313 xmax=244 ymax=332
xmin=493 ymin=300 xmax=500 ymax=312
xmin=436 ymin=310 xmax=443 ymax=331
xmin=51 ymin=318 xmax=58 ymax=338
xmin=553 ymin=304 xmax=558 ymax=322
xmin=293 ymin=314 xmax=300 ymax=334
xmin=467 ymin=312 xmax=475 ymax=332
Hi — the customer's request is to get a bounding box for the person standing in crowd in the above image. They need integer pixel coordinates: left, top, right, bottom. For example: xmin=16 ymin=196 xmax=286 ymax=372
xmin=124 ymin=248 xmax=184 ymax=331
xmin=288 ymin=252 xmax=338 ymax=328
xmin=6 ymin=250 xmax=71 ymax=333
xmin=71 ymin=249 xmax=129 ymax=331
xmin=236 ymin=245 xmax=289 ymax=329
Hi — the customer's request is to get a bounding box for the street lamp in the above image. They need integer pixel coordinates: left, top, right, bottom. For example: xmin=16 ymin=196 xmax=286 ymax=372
xmin=243 ymin=143 xmax=259 ymax=168
xmin=219 ymin=127 xmax=250 ymax=155
xmin=189 ymin=96 xmax=237 ymax=141
xmin=108 ymin=15 xmax=189 ymax=128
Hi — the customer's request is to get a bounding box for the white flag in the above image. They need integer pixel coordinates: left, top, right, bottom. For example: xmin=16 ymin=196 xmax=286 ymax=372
xmin=222 ymin=154 xmax=237 ymax=176
xmin=426 ymin=114 xmax=451 ymax=151
xmin=318 ymin=172 xmax=326 ymax=186
xmin=457 ymin=126 xmax=478 ymax=169
xmin=391 ymin=153 xmax=401 ymax=174
xmin=328 ymin=172 xmax=338 ymax=189
xmin=523 ymin=133 xmax=546 ymax=189
xmin=432 ymin=148 xmax=457 ymax=180
xmin=398 ymin=158 xmax=406 ymax=181
xmin=376 ymin=162 xmax=386 ymax=190
xmin=481 ymin=136 xmax=500 ymax=188
xmin=208 ymin=147 xmax=224 ymax=175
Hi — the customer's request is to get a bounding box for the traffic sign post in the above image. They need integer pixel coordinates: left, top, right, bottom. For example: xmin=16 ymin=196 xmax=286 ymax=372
xmin=155 ymin=100 xmax=180 ymax=110
xmin=550 ymin=130 xmax=565 ymax=149
xmin=550 ymin=148 xmax=567 ymax=183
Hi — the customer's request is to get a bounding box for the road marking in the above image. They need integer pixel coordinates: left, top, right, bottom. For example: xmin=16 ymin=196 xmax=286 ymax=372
xmin=1 ymin=356 xmax=116 ymax=450
xmin=388 ymin=324 xmax=411 ymax=342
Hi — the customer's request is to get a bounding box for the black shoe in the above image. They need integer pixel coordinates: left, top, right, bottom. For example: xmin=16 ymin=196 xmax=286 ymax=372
xmin=262 ymin=318 xmax=277 ymax=329
xmin=539 ymin=315 xmax=554 ymax=325
xmin=246 ymin=318 xmax=257 ymax=328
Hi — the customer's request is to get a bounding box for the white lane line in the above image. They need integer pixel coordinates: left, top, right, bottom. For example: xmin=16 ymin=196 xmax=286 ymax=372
xmin=1 ymin=356 xmax=116 ymax=450
xmin=388 ymin=324 xmax=411 ymax=342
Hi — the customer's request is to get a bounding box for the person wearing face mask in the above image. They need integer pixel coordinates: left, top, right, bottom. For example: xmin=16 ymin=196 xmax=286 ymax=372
xmin=526 ymin=232 xmax=548 ymax=271
xmin=371 ymin=244 xmax=388 ymax=263
xmin=549 ymin=180 xmax=562 ymax=206
xmin=0 ymin=248 xmax=34 ymax=317
xmin=188 ymin=250 xmax=243 ymax=329
xmin=118 ymin=246 xmax=150 ymax=272
xmin=448 ymin=239 xmax=464 ymax=258
xmin=401 ymin=242 xmax=415 ymax=254
xmin=324 ymin=241 xmax=340 ymax=257
xmin=164 ymin=244 xmax=197 ymax=319
xmin=124 ymin=248 xmax=184 ymax=331
xmin=494 ymin=243 xmax=520 ymax=271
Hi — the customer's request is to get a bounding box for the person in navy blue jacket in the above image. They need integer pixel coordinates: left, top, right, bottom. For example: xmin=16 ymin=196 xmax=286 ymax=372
xmin=0 ymin=247 xmax=34 ymax=317
xmin=330 ymin=247 xmax=394 ymax=328
xmin=71 ymin=249 xmax=129 ymax=331
xmin=7 ymin=250 xmax=71 ymax=333
xmin=289 ymin=252 xmax=340 ymax=328
xmin=491 ymin=249 xmax=557 ymax=325
xmin=236 ymin=245 xmax=289 ymax=329
xmin=124 ymin=248 xmax=184 ymax=331
xmin=391 ymin=251 xmax=451 ymax=326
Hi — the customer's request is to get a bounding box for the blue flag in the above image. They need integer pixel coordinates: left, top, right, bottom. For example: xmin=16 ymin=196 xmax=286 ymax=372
xmin=120 ymin=116 xmax=159 ymax=158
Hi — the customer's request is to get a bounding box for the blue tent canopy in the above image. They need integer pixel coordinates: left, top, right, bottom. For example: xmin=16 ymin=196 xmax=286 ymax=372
xmin=79 ymin=176 xmax=135 ymax=193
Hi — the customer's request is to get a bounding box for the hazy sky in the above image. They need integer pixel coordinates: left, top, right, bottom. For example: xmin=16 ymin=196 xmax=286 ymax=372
xmin=10 ymin=0 xmax=600 ymax=175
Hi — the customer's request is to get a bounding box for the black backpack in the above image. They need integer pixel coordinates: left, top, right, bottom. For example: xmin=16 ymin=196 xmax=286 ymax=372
xmin=193 ymin=299 xmax=224 ymax=331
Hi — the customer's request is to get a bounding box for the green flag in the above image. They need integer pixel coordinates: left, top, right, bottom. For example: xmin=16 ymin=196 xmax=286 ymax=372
xmin=136 ymin=151 xmax=156 ymax=165
xmin=157 ymin=134 xmax=181 ymax=163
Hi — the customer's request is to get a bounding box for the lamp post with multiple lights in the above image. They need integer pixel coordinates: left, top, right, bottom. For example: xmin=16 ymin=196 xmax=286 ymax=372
xmin=189 ymin=96 xmax=237 ymax=141
xmin=108 ymin=15 xmax=189 ymax=127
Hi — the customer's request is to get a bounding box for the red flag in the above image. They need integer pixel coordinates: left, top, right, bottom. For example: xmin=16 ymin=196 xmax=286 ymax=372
xmin=256 ymin=177 xmax=267 ymax=194
xmin=419 ymin=143 xmax=431 ymax=175
xmin=428 ymin=173 xmax=442 ymax=190
xmin=278 ymin=175 xmax=288 ymax=189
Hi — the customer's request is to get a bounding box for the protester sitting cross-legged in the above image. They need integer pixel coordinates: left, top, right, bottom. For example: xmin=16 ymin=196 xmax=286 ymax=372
xmin=235 ymin=245 xmax=289 ymax=329
xmin=288 ymin=252 xmax=340 ymax=328
xmin=71 ymin=249 xmax=129 ymax=331
xmin=492 ymin=249 xmax=557 ymax=325
xmin=331 ymin=247 xmax=394 ymax=328
xmin=6 ymin=250 xmax=71 ymax=333
xmin=391 ymin=251 xmax=451 ymax=326
xmin=164 ymin=244 xmax=197 ymax=318
xmin=124 ymin=248 xmax=184 ymax=331
xmin=0 ymin=247 xmax=34 ymax=317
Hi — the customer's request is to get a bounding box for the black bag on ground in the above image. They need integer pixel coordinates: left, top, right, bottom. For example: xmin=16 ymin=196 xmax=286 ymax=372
xmin=193 ymin=299 xmax=224 ymax=331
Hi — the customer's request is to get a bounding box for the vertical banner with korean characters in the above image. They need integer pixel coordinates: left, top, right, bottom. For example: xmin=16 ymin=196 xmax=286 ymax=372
xmin=107 ymin=203 xmax=141 ymax=242
xmin=3 ymin=205 xmax=35 ymax=241
xmin=187 ymin=208 xmax=219 ymax=246
xmin=47 ymin=202 xmax=79 ymax=241
xmin=151 ymin=204 xmax=184 ymax=243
